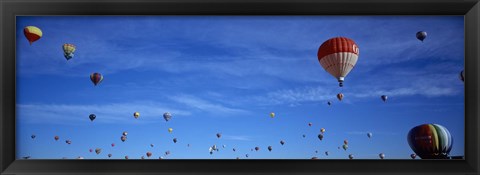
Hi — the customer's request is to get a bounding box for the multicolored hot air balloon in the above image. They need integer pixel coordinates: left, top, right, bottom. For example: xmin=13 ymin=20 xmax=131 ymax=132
xmin=24 ymin=26 xmax=43 ymax=45
xmin=121 ymin=136 xmax=127 ymax=142
xmin=410 ymin=153 xmax=417 ymax=159
xmin=381 ymin=95 xmax=388 ymax=102
xmin=146 ymin=152 xmax=152 ymax=158
xmin=367 ymin=132 xmax=373 ymax=139
xmin=342 ymin=144 xmax=348 ymax=151
xmin=460 ymin=70 xmax=464 ymax=82
xmin=317 ymin=37 xmax=359 ymax=87
xmin=320 ymin=128 xmax=325 ymax=133
xmin=95 ymin=148 xmax=102 ymax=155
xmin=255 ymin=147 xmax=260 ymax=151
xmin=318 ymin=134 xmax=324 ymax=141
xmin=308 ymin=122 xmax=312 ymax=127
xmin=54 ymin=136 xmax=59 ymax=141
xmin=416 ymin=31 xmax=427 ymax=42
xmin=348 ymin=154 xmax=354 ymax=159
xmin=163 ymin=112 xmax=172 ymax=121
xmin=168 ymin=128 xmax=173 ymax=133
xmin=89 ymin=114 xmax=96 ymax=121
xmin=311 ymin=157 xmax=318 ymax=160
xmin=133 ymin=112 xmax=140 ymax=119
xmin=90 ymin=73 xmax=103 ymax=86
xmin=125 ymin=156 xmax=129 ymax=159
xmin=407 ymin=124 xmax=453 ymax=159
xmin=122 ymin=131 xmax=128 ymax=136
xmin=379 ymin=153 xmax=385 ymax=159
xmin=62 ymin=43 xmax=76 ymax=60
xmin=344 ymin=140 xmax=348 ymax=145
xmin=66 ymin=140 xmax=72 ymax=145
xmin=270 ymin=112 xmax=275 ymax=118
xmin=337 ymin=93 xmax=344 ymax=101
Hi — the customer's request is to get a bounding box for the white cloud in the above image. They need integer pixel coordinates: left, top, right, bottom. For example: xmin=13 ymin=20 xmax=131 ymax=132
xmin=168 ymin=94 xmax=251 ymax=116
xmin=222 ymin=135 xmax=252 ymax=141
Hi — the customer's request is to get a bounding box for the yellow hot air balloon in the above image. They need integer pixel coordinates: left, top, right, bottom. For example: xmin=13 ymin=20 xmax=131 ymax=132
xmin=133 ymin=112 xmax=140 ymax=119
xmin=320 ymin=128 xmax=326 ymax=133
xmin=168 ymin=128 xmax=173 ymax=133
xmin=24 ymin=26 xmax=43 ymax=45
xmin=270 ymin=112 xmax=275 ymax=118
xmin=63 ymin=43 xmax=76 ymax=60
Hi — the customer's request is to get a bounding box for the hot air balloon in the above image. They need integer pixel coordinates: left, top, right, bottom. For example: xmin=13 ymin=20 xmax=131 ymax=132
xmin=233 ymin=148 xmax=236 ymax=152
xmin=24 ymin=26 xmax=42 ymax=45
xmin=270 ymin=112 xmax=275 ymax=118
xmin=315 ymin=150 xmax=318 ymax=154
xmin=311 ymin=157 xmax=319 ymax=159
xmin=246 ymin=154 xmax=249 ymax=158
xmin=216 ymin=133 xmax=221 ymax=138
xmin=379 ymin=153 xmax=385 ymax=159
xmin=133 ymin=112 xmax=140 ymax=119
xmin=318 ymin=134 xmax=324 ymax=141
xmin=89 ymin=149 xmax=93 ymax=153
xmin=327 ymin=101 xmax=332 ymax=106
xmin=325 ymin=151 xmax=329 ymax=156
xmin=268 ymin=146 xmax=272 ymax=152
xmin=141 ymin=156 xmax=145 ymax=159
xmin=165 ymin=151 xmax=171 ymax=156
xmin=173 ymin=138 xmax=177 ymax=143
xmin=223 ymin=145 xmax=226 ymax=148
xmin=54 ymin=136 xmax=59 ymax=141
xmin=89 ymin=114 xmax=96 ymax=121
xmin=367 ymin=132 xmax=373 ymax=139
xmin=381 ymin=95 xmax=388 ymax=102
xmin=146 ymin=152 xmax=152 ymax=158
xmin=344 ymin=140 xmax=348 ymax=145
xmin=121 ymin=136 xmax=127 ymax=142
xmin=280 ymin=140 xmax=285 ymax=145
xmin=337 ymin=93 xmax=344 ymax=101
xmin=168 ymin=128 xmax=173 ymax=133
xmin=348 ymin=154 xmax=354 ymax=159
xmin=66 ymin=140 xmax=72 ymax=145
xmin=150 ymin=144 xmax=154 ymax=147
xmin=320 ymin=128 xmax=325 ymax=133
xmin=317 ymin=37 xmax=359 ymax=87
xmin=163 ymin=112 xmax=172 ymax=122
xmin=410 ymin=154 xmax=417 ymax=159
xmin=31 ymin=134 xmax=36 ymax=139
xmin=342 ymin=144 xmax=348 ymax=151
xmin=90 ymin=73 xmax=103 ymax=86
xmin=187 ymin=144 xmax=190 ymax=147
xmin=159 ymin=156 xmax=164 ymax=159
xmin=77 ymin=156 xmax=84 ymax=159
xmin=95 ymin=148 xmax=102 ymax=155
xmin=125 ymin=156 xmax=129 ymax=159
xmin=407 ymin=124 xmax=453 ymax=159
xmin=62 ymin=43 xmax=76 ymax=60
xmin=308 ymin=122 xmax=312 ymax=127
xmin=111 ymin=143 xmax=115 ymax=147
xmin=416 ymin=31 xmax=427 ymax=42
xmin=122 ymin=131 xmax=128 ymax=136
xmin=108 ymin=154 xmax=112 ymax=158
xmin=302 ymin=134 xmax=306 ymax=138
xmin=460 ymin=70 xmax=464 ymax=82
xmin=236 ymin=157 xmax=240 ymax=159
xmin=255 ymin=147 xmax=260 ymax=151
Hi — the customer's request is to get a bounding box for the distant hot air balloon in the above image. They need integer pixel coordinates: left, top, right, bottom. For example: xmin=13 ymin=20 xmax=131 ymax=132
xmin=233 ymin=148 xmax=236 ymax=152
xmin=410 ymin=154 xmax=417 ymax=159
xmin=150 ymin=144 xmax=154 ymax=147
xmin=344 ymin=140 xmax=348 ymax=145
xmin=379 ymin=153 xmax=385 ymax=159
xmin=268 ymin=146 xmax=272 ymax=152
xmin=337 ymin=93 xmax=344 ymax=101
xmin=62 ymin=43 xmax=76 ymax=60
xmin=342 ymin=144 xmax=348 ymax=151
xmin=327 ymin=101 xmax=332 ymax=106
xmin=246 ymin=154 xmax=249 ymax=158
xmin=54 ymin=136 xmax=59 ymax=141
xmin=173 ymin=138 xmax=177 ymax=143
xmin=121 ymin=136 xmax=127 ymax=142
xmin=141 ymin=156 xmax=145 ymax=159
xmin=280 ymin=140 xmax=285 ymax=145
xmin=325 ymin=151 xmax=329 ymax=156
xmin=416 ymin=31 xmax=427 ymax=42
xmin=320 ymin=128 xmax=325 ymax=133
xmin=311 ymin=157 xmax=319 ymax=160
xmin=31 ymin=134 xmax=36 ymax=139
xmin=111 ymin=143 xmax=115 ymax=147
xmin=255 ymin=147 xmax=260 ymax=151
xmin=133 ymin=112 xmax=140 ymax=119
xmin=349 ymin=154 xmax=354 ymax=159
xmin=90 ymin=73 xmax=103 ymax=86
xmin=460 ymin=70 xmax=464 ymax=82
xmin=89 ymin=114 xmax=96 ymax=121
xmin=163 ymin=112 xmax=172 ymax=122
xmin=318 ymin=134 xmax=324 ymax=141
xmin=95 ymin=148 xmax=102 ymax=155
xmin=165 ymin=151 xmax=171 ymax=156
xmin=407 ymin=123 xmax=453 ymax=159
xmin=77 ymin=156 xmax=84 ymax=159
xmin=66 ymin=140 xmax=72 ymax=145
xmin=381 ymin=95 xmax=388 ymax=102
xmin=270 ymin=112 xmax=275 ymax=118
xmin=146 ymin=152 xmax=152 ymax=158
xmin=24 ymin=26 xmax=42 ymax=45
xmin=168 ymin=128 xmax=173 ymax=133
xmin=108 ymin=154 xmax=112 ymax=158
xmin=122 ymin=131 xmax=128 ymax=136
xmin=308 ymin=122 xmax=312 ymax=127
xmin=89 ymin=149 xmax=93 ymax=153
xmin=367 ymin=132 xmax=373 ymax=139
xmin=223 ymin=145 xmax=226 ymax=148
xmin=125 ymin=156 xmax=129 ymax=159
xmin=216 ymin=133 xmax=222 ymax=138
xmin=317 ymin=37 xmax=359 ymax=87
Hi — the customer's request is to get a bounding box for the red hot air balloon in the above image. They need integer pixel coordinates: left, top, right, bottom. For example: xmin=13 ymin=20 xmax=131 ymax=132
xmin=90 ymin=73 xmax=103 ymax=86
xmin=54 ymin=136 xmax=60 ymax=141
xmin=146 ymin=152 xmax=152 ymax=158
xmin=337 ymin=93 xmax=344 ymax=101
xmin=24 ymin=26 xmax=43 ymax=45
xmin=111 ymin=143 xmax=115 ymax=147
xmin=407 ymin=124 xmax=453 ymax=159
xmin=317 ymin=37 xmax=360 ymax=87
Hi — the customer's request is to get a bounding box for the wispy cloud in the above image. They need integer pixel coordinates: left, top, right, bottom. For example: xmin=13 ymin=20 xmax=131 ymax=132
xmin=222 ymin=135 xmax=252 ymax=141
xmin=168 ymin=94 xmax=251 ymax=116
xmin=17 ymin=102 xmax=191 ymax=125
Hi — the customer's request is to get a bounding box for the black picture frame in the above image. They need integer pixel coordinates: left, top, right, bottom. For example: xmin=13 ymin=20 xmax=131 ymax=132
xmin=1 ymin=0 xmax=479 ymax=175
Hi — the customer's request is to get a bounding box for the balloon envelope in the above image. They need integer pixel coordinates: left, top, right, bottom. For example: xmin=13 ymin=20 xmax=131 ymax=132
xmin=89 ymin=114 xmax=96 ymax=121
xmin=317 ymin=37 xmax=359 ymax=87
xmin=381 ymin=95 xmax=388 ymax=102
xmin=416 ymin=31 xmax=427 ymax=42
xmin=163 ymin=112 xmax=172 ymax=121
xmin=337 ymin=93 xmax=344 ymax=101
xmin=24 ymin=26 xmax=43 ymax=45
xmin=62 ymin=43 xmax=76 ymax=60
xmin=407 ymin=124 xmax=453 ymax=159
xmin=90 ymin=73 xmax=103 ymax=86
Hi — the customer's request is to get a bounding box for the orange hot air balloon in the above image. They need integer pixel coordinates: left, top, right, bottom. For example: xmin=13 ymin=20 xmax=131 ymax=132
xmin=337 ymin=93 xmax=344 ymax=101
xmin=317 ymin=37 xmax=359 ymax=87
xmin=24 ymin=26 xmax=43 ymax=45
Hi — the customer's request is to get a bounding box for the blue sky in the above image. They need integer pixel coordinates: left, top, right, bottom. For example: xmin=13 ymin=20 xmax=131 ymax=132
xmin=16 ymin=16 xmax=464 ymax=159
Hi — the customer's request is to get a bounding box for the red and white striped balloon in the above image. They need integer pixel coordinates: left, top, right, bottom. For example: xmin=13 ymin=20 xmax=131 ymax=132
xmin=317 ymin=37 xmax=359 ymax=87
